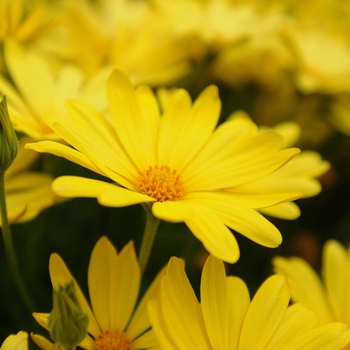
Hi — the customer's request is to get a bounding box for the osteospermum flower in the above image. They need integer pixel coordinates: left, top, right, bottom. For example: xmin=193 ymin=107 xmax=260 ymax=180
xmin=273 ymin=240 xmax=350 ymax=337
xmin=1 ymin=331 xmax=28 ymax=350
xmin=148 ymin=255 xmax=350 ymax=350
xmin=32 ymin=236 xmax=164 ymax=350
xmin=3 ymin=136 xmax=58 ymax=224
xmin=27 ymin=69 xmax=302 ymax=263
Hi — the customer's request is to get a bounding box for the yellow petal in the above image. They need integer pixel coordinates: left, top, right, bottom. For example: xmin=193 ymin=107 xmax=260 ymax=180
xmin=112 ymin=242 xmax=141 ymax=331
xmin=226 ymin=276 xmax=250 ymax=349
xmin=239 ymin=275 xmax=290 ymax=350
xmin=323 ymin=240 xmax=349 ymax=323
xmin=1 ymin=332 xmax=28 ymax=350
xmin=87 ymin=236 xmax=118 ymax=332
xmin=49 ymin=253 xmax=100 ymax=337
xmin=158 ymin=85 xmax=220 ymax=173
xmin=264 ymin=303 xmax=319 ymax=350
xmin=107 ymin=69 xmax=157 ymax=170
xmin=127 ymin=265 xmax=167 ymax=339
xmin=152 ymin=201 xmax=192 ymax=222
xmin=273 ymin=256 xmax=334 ymax=324
xmin=31 ymin=333 xmax=52 ymax=350
xmin=189 ymin=193 xmax=282 ymax=247
xmin=287 ymin=323 xmax=350 ymax=350
xmin=183 ymin=202 xmax=240 ymax=263
xmin=156 ymin=257 xmax=211 ymax=349
xmin=201 ymin=255 xmax=229 ymax=349
xmin=258 ymin=202 xmax=301 ymax=220
xmin=32 ymin=312 xmax=49 ymax=330
xmin=25 ymin=141 xmax=102 ymax=176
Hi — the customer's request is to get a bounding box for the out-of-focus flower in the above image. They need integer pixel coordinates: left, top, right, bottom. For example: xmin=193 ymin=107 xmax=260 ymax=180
xmin=53 ymin=0 xmax=190 ymax=86
xmin=284 ymin=25 xmax=350 ymax=94
xmin=273 ymin=240 xmax=350 ymax=328
xmin=228 ymin=112 xmax=330 ymax=219
xmin=148 ymin=255 xmax=350 ymax=350
xmin=27 ymin=69 xmax=302 ymax=263
xmin=330 ymin=94 xmax=350 ymax=138
xmin=3 ymin=136 xmax=58 ymax=224
xmin=32 ymin=236 xmax=164 ymax=350
xmin=0 ymin=40 xmax=109 ymax=141
xmin=1 ymin=331 xmax=28 ymax=350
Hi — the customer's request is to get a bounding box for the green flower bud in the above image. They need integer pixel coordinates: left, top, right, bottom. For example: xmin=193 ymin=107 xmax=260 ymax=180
xmin=0 ymin=96 xmax=18 ymax=172
xmin=48 ymin=281 xmax=89 ymax=350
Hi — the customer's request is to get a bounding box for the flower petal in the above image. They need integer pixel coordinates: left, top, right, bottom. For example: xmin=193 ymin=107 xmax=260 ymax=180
xmin=201 ymin=255 xmax=229 ymax=349
xmin=258 ymin=202 xmax=301 ymax=220
xmin=183 ymin=202 xmax=240 ymax=263
xmin=287 ymin=323 xmax=350 ymax=350
xmin=107 ymin=69 xmax=157 ymax=170
xmin=154 ymin=257 xmax=211 ymax=349
xmin=239 ymin=275 xmax=290 ymax=350
xmin=188 ymin=193 xmax=282 ymax=247
xmin=323 ymin=240 xmax=349 ymax=323
xmin=273 ymin=256 xmax=334 ymax=323
xmin=31 ymin=334 xmax=52 ymax=350
xmin=158 ymin=85 xmax=220 ymax=173
xmin=226 ymin=276 xmax=250 ymax=350
xmin=152 ymin=201 xmax=192 ymax=222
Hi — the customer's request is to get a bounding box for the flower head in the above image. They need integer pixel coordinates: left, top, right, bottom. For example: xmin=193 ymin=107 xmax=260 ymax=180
xmin=32 ymin=236 xmax=164 ymax=350
xmin=27 ymin=69 xmax=302 ymax=263
xmin=148 ymin=255 xmax=350 ymax=349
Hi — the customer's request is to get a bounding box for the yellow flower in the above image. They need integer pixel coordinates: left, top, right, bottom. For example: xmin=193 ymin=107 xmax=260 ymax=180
xmin=273 ymin=240 xmax=350 ymax=327
xmin=229 ymin=112 xmax=330 ymax=219
xmin=1 ymin=331 xmax=28 ymax=350
xmin=148 ymin=255 xmax=350 ymax=350
xmin=32 ymin=236 xmax=165 ymax=350
xmin=54 ymin=0 xmax=190 ymax=85
xmin=3 ymin=136 xmax=58 ymax=224
xmin=0 ymin=40 xmax=109 ymax=141
xmin=27 ymin=69 xmax=301 ymax=263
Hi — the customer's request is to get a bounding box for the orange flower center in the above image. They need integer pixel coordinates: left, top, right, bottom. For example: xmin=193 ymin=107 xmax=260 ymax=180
xmin=135 ymin=165 xmax=184 ymax=202
xmin=94 ymin=329 xmax=132 ymax=350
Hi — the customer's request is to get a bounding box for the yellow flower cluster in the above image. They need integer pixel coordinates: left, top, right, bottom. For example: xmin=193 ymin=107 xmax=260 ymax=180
xmin=0 ymin=0 xmax=349 ymax=349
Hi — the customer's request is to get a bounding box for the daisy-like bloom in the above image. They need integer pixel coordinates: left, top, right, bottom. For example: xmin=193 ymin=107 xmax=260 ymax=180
xmin=148 ymin=254 xmax=350 ymax=349
xmin=228 ymin=112 xmax=330 ymax=220
xmin=1 ymin=331 xmax=28 ymax=350
xmin=27 ymin=69 xmax=302 ymax=263
xmin=273 ymin=240 xmax=350 ymax=349
xmin=32 ymin=236 xmax=164 ymax=350
xmin=3 ymin=136 xmax=58 ymax=225
xmin=0 ymin=40 xmax=109 ymax=141
xmin=53 ymin=0 xmax=190 ymax=86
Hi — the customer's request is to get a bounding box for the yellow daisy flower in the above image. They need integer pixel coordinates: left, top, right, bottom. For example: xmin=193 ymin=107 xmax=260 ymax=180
xmin=0 ymin=40 xmax=109 ymax=141
xmin=3 ymin=136 xmax=58 ymax=224
xmin=273 ymin=240 xmax=350 ymax=335
xmin=229 ymin=112 xmax=330 ymax=220
xmin=32 ymin=236 xmax=165 ymax=350
xmin=27 ymin=69 xmax=301 ymax=263
xmin=148 ymin=255 xmax=350 ymax=350
xmin=1 ymin=331 xmax=28 ymax=350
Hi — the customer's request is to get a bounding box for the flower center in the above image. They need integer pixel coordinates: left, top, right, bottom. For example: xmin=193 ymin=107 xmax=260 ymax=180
xmin=94 ymin=329 xmax=132 ymax=350
xmin=135 ymin=165 xmax=184 ymax=202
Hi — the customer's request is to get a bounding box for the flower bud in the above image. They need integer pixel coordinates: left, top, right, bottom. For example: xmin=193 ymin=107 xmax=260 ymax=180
xmin=48 ymin=281 xmax=88 ymax=350
xmin=0 ymin=96 xmax=18 ymax=172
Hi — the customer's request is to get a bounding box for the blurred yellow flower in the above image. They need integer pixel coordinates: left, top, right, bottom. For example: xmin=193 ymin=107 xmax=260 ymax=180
xmin=273 ymin=240 xmax=350 ymax=327
xmin=27 ymin=69 xmax=302 ymax=263
xmin=54 ymin=0 xmax=190 ymax=86
xmin=0 ymin=40 xmax=109 ymax=141
xmin=1 ymin=331 xmax=28 ymax=350
xmin=229 ymin=113 xmax=330 ymax=220
xmin=32 ymin=236 xmax=164 ymax=350
xmin=3 ymin=137 xmax=58 ymax=225
xmin=148 ymin=255 xmax=350 ymax=350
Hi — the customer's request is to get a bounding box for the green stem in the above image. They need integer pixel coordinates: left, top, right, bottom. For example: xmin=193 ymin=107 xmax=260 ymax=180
xmin=0 ymin=171 xmax=35 ymax=312
xmin=138 ymin=206 xmax=160 ymax=275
